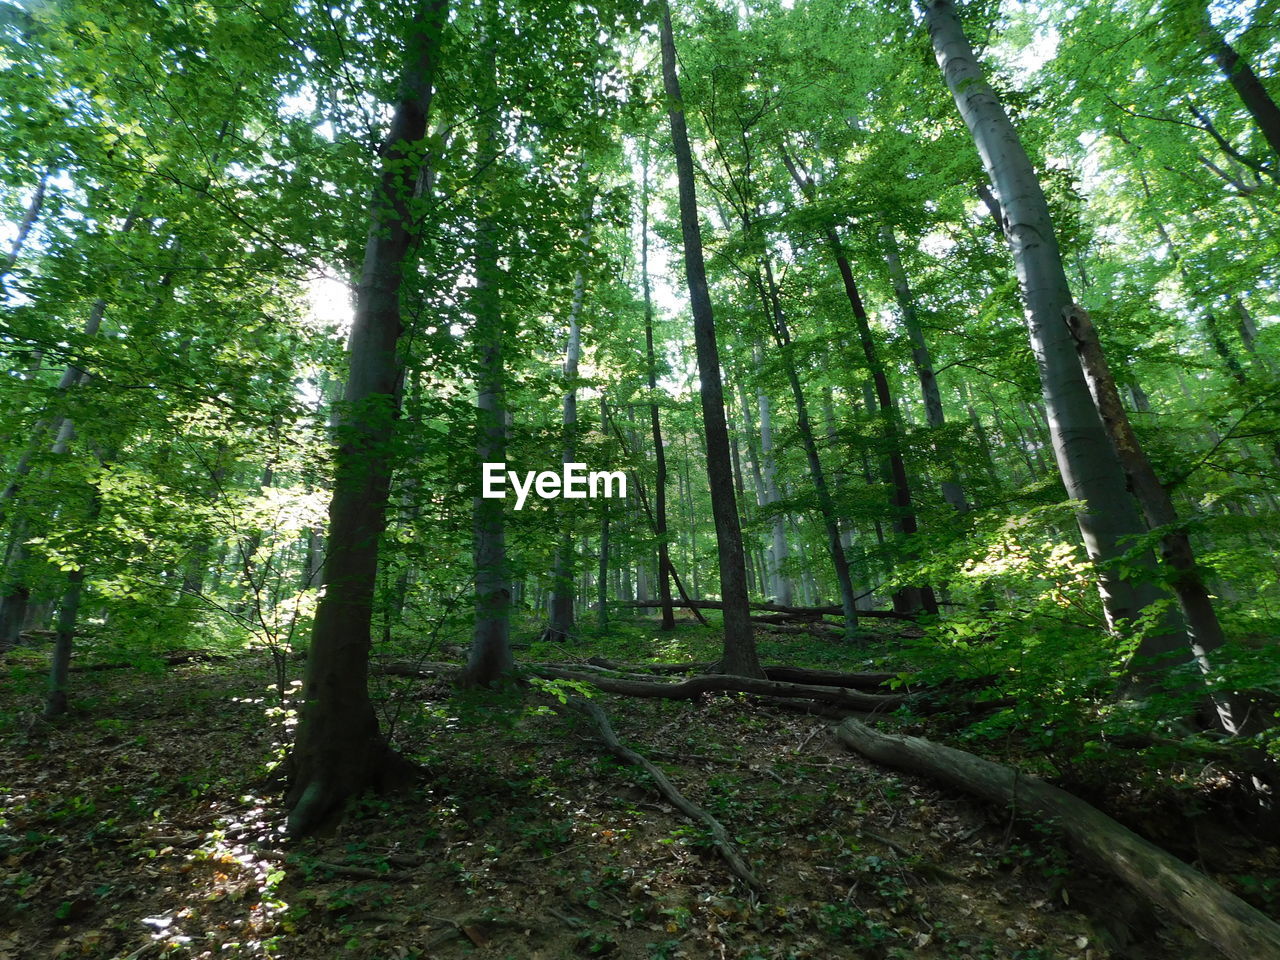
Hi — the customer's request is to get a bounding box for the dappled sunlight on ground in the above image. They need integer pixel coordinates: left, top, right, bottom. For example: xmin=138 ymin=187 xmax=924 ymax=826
xmin=1 ymin=639 xmax=1270 ymax=959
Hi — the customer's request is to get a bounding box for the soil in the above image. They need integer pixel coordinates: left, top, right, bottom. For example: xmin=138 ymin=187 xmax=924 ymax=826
xmin=1 ymin=639 xmax=1274 ymax=960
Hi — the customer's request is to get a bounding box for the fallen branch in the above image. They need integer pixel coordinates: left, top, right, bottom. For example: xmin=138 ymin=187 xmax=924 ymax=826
xmin=374 ymin=660 xmax=460 ymax=680
xmin=562 ymin=695 xmax=763 ymax=892
xmin=68 ymin=650 xmax=231 ymax=672
xmin=533 ymin=665 xmax=906 ymax=711
xmin=253 ymin=848 xmax=417 ymax=882
xmin=834 ymin=718 xmax=1280 ymax=960
xmin=584 ymin=657 xmax=899 ymax=690
xmin=620 ymin=599 xmax=916 ymax=621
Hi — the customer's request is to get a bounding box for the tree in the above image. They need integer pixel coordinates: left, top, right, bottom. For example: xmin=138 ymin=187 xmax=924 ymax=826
xmin=657 ymin=0 xmax=762 ymax=677
xmin=286 ymin=0 xmax=449 ymax=837
xmin=921 ymin=0 xmax=1191 ymax=681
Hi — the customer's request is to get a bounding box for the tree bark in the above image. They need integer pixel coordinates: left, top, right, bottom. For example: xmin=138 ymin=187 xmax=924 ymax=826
xmin=755 ymin=260 xmax=859 ymax=639
xmin=1 ymin=167 xmax=49 ymax=287
xmin=827 ymin=228 xmax=938 ymax=615
xmin=1066 ymin=306 xmax=1249 ymax=733
xmin=1200 ymin=14 xmax=1280 ymax=163
xmin=464 ymin=21 xmax=513 ymax=687
xmin=924 ymin=0 xmax=1182 ymax=668
xmin=286 ymin=0 xmax=448 ymax=837
xmin=658 ymin=0 xmax=760 ymax=677
xmin=753 ymin=345 xmax=792 ymax=606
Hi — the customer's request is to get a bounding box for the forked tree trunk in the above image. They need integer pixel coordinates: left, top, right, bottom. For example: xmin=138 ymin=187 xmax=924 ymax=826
xmin=286 ymin=0 xmax=448 ymax=837
xmin=658 ymin=0 xmax=760 ymax=677
xmin=924 ymin=0 xmax=1184 ymax=673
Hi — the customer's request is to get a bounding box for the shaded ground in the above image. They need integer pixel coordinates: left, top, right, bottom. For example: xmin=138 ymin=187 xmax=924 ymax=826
xmin=1 ymin=625 xmax=1275 ymax=959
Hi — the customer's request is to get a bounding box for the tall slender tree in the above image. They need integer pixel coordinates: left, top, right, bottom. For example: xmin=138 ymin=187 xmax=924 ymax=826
xmin=657 ymin=0 xmax=761 ymax=677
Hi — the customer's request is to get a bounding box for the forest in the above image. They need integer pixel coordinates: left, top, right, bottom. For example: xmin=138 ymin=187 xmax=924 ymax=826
xmin=2 ymin=0 xmax=1280 ymax=956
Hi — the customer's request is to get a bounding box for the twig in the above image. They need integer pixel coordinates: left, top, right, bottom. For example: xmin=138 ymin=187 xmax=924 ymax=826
xmin=560 ymin=696 xmax=764 ymax=893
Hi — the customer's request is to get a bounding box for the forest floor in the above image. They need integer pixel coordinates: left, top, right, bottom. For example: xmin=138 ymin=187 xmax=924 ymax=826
xmin=2 ymin=618 xmax=1277 ymax=960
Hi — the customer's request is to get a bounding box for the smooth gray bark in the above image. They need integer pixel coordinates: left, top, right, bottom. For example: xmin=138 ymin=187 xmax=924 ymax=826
xmin=925 ymin=0 xmax=1183 ymax=670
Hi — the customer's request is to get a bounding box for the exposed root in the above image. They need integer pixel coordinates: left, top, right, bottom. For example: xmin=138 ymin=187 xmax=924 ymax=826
xmin=560 ymin=695 xmax=764 ymax=893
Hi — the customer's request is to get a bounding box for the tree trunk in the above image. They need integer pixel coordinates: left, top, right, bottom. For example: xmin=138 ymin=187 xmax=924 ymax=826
xmin=598 ymin=479 xmax=609 ymax=631
xmin=924 ymin=0 xmax=1183 ymax=668
xmin=44 ymin=488 xmax=100 ymax=719
xmin=658 ymin=0 xmax=760 ymax=677
xmin=464 ymin=22 xmax=513 ymax=687
xmin=880 ymin=223 xmax=968 ymax=512
xmin=640 ymin=144 xmax=677 ymax=631
xmin=753 ymin=345 xmax=792 ymax=606
xmin=1201 ymin=14 xmax=1280 ymax=162
xmin=757 ymin=260 xmax=859 ymax=639
xmin=2 ymin=167 xmax=49 ymax=287
xmin=545 ymin=261 xmax=587 ymax=643
xmin=1066 ymin=306 xmax=1249 ymax=733
xmin=286 ymin=0 xmax=448 ymax=837
xmin=827 ymin=229 xmax=938 ymax=615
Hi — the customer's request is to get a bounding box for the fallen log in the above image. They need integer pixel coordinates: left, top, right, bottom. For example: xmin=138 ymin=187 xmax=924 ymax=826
xmin=69 ymin=651 xmax=231 ymax=671
xmin=562 ymin=695 xmax=763 ymax=892
xmin=834 ymin=718 xmax=1280 ymax=960
xmin=619 ymin=599 xmax=915 ymax=620
xmin=532 ymin=666 xmax=906 ymax=711
xmin=584 ymin=657 xmax=899 ymax=690
xmin=586 ymin=657 xmax=710 ymax=675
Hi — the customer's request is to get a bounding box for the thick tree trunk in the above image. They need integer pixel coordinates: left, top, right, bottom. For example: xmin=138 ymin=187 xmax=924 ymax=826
xmin=880 ymin=223 xmax=968 ymax=512
xmin=835 ymin=718 xmax=1280 ymax=960
xmin=1066 ymin=306 xmax=1250 ymax=733
xmin=658 ymin=0 xmax=760 ymax=677
xmin=286 ymin=0 xmax=448 ymax=837
xmin=924 ymin=0 xmax=1182 ymax=668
